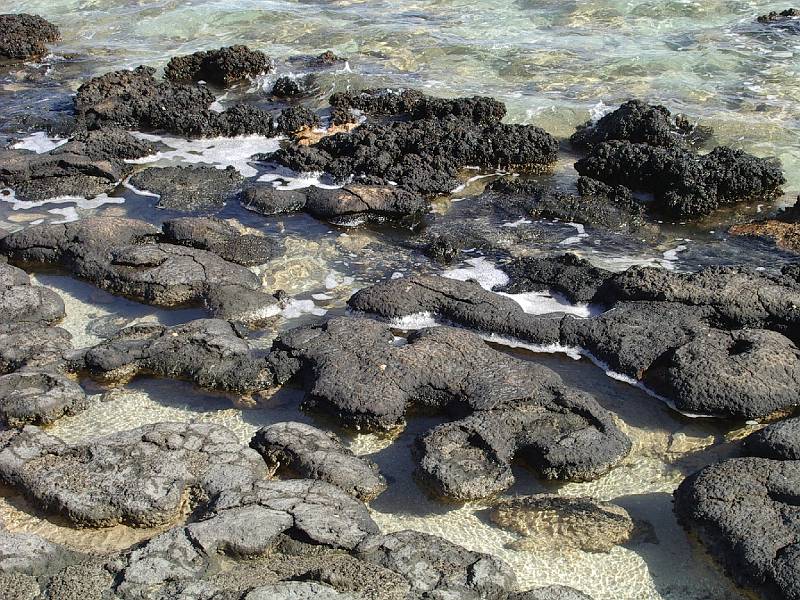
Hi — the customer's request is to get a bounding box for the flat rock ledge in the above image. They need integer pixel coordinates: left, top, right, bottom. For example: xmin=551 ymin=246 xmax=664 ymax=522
xmin=269 ymin=317 xmax=630 ymax=500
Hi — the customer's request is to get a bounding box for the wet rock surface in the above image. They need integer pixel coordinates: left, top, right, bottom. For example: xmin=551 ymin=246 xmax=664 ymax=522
xmin=743 ymin=417 xmax=800 ymax=460
xmin=128 ymin=165 xmax=243 ymax=211
xmin=675 ymin=457 xmax=800 ymax=600
xmin=250 ymin=421 xmax=387 ymax=501
xmin=269 ymin=316 xmax=630 ymax=499
xmin=0 ymin=14 xmax=60 ymax=62
xmin=163 ymin=45 xmax=271 ymax=85
xmin=489 ymin=494 xmax=636 ymax=553
xmin=0 ymin=422 xmax=268 ymax=527
xmin=509 ymin=587 xmax=594 ymax=600
xmin=0 ymin=217 xmax=280 ymax=325
xmin=277 ymin=106 xmax=322 ymax=134
xmin=757 ymin=8 xmax=800 ymax=31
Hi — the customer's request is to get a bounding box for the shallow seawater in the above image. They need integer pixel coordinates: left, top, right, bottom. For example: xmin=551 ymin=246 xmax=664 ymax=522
xmin=0 ymin=1 xmax=797 ymax=599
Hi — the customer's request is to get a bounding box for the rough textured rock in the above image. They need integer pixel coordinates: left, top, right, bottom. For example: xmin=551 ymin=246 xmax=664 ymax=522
xmin=128 ymin=165 xmax=243 ymax=211
xmin=757 ymin=8 xmax=800 ymax=31
xmin=675 ymin=457 xmax=800 ymax=600
xmin=0 ymin=262 xmax=64 ymax=326
xmin=271 ymin=76 xmax=312 ymax=99
xmin=575 ymin=141 xmax=785 ymax=217
xmin=0 ymin=526 xmax=81 ymax=578
xmin=0 ymin=371 xmax=87 ymax=427
xmin=356 ymin=529 xmax=515 ymax=599
xmin=730 ymin=220 xmax=800 ymax=253
xmin=0 ymin=13 xmax=60 ymax=62
xmin=244 ymin=582 xmax=354 ymax=599
xmin=74 ymin=65 xmax=275 ymax=136
xmin=500 ymin=254 xmax=611 ymax=303
xmin=490 ymin=494 xmax=635 ymax=552
xmin=509 ymin=587 xmax=594 ymax=600
xmin=242 ymin=184 xmax=428 ymax=226
xmin=250 ymin=422 xmax=387 ymax=501
xmin=743 ymin=417 xmax=800 ymax=460
xmin=570 ymin=99 xmax=711 ymax=150
xmin=82 ymin=319 xmax=276 ymax=392
xmin=161 ymin=216 xmax=281 ymax=265
xmin=0 ymin=422 xmax=267 ymax=527
xmin=0 ymin=323 xmax=74 ymax=374
xmin=270 ymin=317 xmax=630 ymax=499
xmin=0 ymin=218 xmax=280 ymax=326
xmin=164 ymin=45 xmax=271 ymax=85
xmin=278 ymin=106 xmax=322 ymax=134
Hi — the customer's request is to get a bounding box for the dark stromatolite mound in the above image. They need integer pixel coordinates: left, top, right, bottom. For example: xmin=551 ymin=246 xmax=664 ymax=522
xmin=0 ymin=262 xmax=64 ymax=326
xmin=271 ymin=75 xmax=305 ymax=98
xmin=0 ymin=218 xmax=280 ymax=326
xmin=0 ymin=324 xmax=73 ymax=375
xmin=743 ymin=417 xmax=800 ymax=460
xmin=270 ymin=317 xmax=630 ymax=499
xmin=270 ymin=98 xmax=558 ymax=195
xmin=82 ymin=319 xmax=276 ymax=392
xmin=250 ymin=422 xmax=387 ymax=501
xmin=489 ymin=494 xmax=635 ymax=553
xmin=277 ymin=106 xmax=321 ymax=134
xmin=674 ymin=457 xmax=800 ymax=600
xmin=161 ymin=216 xmax=282 ymax=266
xmin=164 ymin=45 xmax=271 ymax=85
xmin=128 ymin=165 xmax=243 ymax=211
xmin=500 ymin=254 xmax=611 ymax=303
xmin=242 ymin=183 xmax=429 ymax=226
xmin=74 ymin=66 xmax=275 ymax=136
xmin=757 ymin=8 xmax=800 ymax=31
xmin=0 ymin=14 xmax=60 ymax=62
xmin=0 ymin=422 xmax=267 ymax=528
xmin=356 ymin=530 xmax=516 ymax=598
xmin=510 ymin=587 xmax=594 ymax=600
xmin=570 ymin=99 xmax=711 ymax=150
xmin=575 ymin=140 xmax=785 ymax=217
xmin=329 ymin=88 xmax=507 ymax=126
xmin=0 ymin=371 xmax=87 ymax=427
xmin=54 ymin=127 xmax=155 ymax=162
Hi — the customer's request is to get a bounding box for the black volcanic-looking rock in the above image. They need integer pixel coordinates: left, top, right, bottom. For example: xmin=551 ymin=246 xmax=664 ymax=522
xmin=250 ymin=422 xmax=387 ymax=501
xmin=277 ymin=106 xmax=321 ymax=134
xmin=575 ymin=141 xmax=785 ymax=217
xmin=675 ymin=457 xmax=800 ymax=600
xmin=82 ymin=319 xmax=276 ymax=392
xmin=164 ymin=45 xmax=271 ymax=85
xmin=0 ymin=371 xmax=88 ymax=427
xmin=0 ymin=14 xmax=60 ymax=62
xmin=161 ymin=216 xmax=282 ymax=265
xmin=500 ymin=254 xmax=611 ymax=303
xmin=0 ymin=422 xmax=267 ymax=527
xmin=757 ymin=8 xmax=800 ymax=31
xmin=0 ymin=262 xmax=64 ymax=326
xmin=271 ymin=75 xmax=304 ymax=98
xmin=128 ymin=165 xmax=243 ymax=211
xmin=0 ymin=218 xmax=280 ymax=326
xmin=270 ymin=317 xmax=630 ymax=499
xmin=743 ymin=417 xmax=800 ymax=460
xmin=0 ymin=323 xmax=73 ymax=375
xmin=570 ymin=99 xmax=711 ymax=150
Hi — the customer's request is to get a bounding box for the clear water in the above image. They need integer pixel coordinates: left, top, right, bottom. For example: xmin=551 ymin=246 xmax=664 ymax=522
xmin=0 ymin=1 xmax=796 ymax=598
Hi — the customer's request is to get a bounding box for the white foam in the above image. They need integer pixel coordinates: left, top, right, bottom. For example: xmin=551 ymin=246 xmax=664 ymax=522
xmin=257 ymin=170 xmax=344 ymax=191
xmin=481 ymin=333 xmax=584 ymax=360
xmin=129 ymin=132 xmax=283 ymax=178
xmin=11 ymin=132 xmax=68 ymax=154
xmin=442 ymin=257 xmax=510 ymax=291
xmin=0 ymin=188 xmax=125 ymax=211
xmin=47 ymin=207 xmax=80 ymax=223
xmin=559 ymin=222 xmax=589 ymax=246
xmin=501 ymin=218 xmax=532 ymax=228
xmin=498 ymin=290 xmax=595 ymax=317
xmin=280 ymin=299 xmax=327 ymax=319
xmin=121 ymin=180 xmax=160 ymax=198
xmin=389 ymin=312 xmax=440 ymax=330
xmin=324 ymin=271 xmax=355 ymax=290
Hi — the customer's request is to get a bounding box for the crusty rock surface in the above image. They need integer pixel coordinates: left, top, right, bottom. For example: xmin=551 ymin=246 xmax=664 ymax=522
xmin=0 ymin=218 xmax=280 ymax=326
xmin=269 ymin=317 xmax=630 ymax=499
xmin=82 ymin=319 xmax=276 ymax=392
xmin=490 ymin=494 xmax=635 ymax=552
xmin=675 ymin=457 xmax=800 ymax=600
xmin=743 ymin=417 xmax=800 ymax=460
xmin=0 ymin=262 xmax=64 ymax=326
xmin=250 ymin=422 xmax=387 ymax=501
xmin=0 ymin=371 xmax=87 ymax=427
xmin=128 ymin=165 xmax=243 ymax=211
xmin=164 ymin=45 xmax=271 ymax=85
xmin=509 ymin=587 xmax=594 ymax=600
xmin=0 ymin=422 xmax=268 ymax=527
xmin=277 ymin=106 xmax=322 ymax=134
xmin=0 ymin=14 xmax=60 ymax=62
xmin=500 ymin=253 xmax=611 ymax=303
xmin=0 ymin=323 xmax=73 ymax=375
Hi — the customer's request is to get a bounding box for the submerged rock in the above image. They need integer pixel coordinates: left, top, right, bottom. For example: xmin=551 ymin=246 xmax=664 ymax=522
xmin=161 ymin=216 xmax=282 ymax=266
xmin=250 ymin=422 xmax=387 ymax=501
xmin=675 ymin=457 xmax=800 ymax=600
xmin=575 ymin=141 xmax=785 ymax=217
xmin=270 ymin=317 xmax=630 ymax=499
xmin=510 ymin=587 xmax=594 ymax=600
xmin=570 ymin=99 xmax=711 ymax=150
xmin=0 ymin=14 xmax=60 ymax=62
xmin=82 ymin=319 xmax=276 ymax=392
xmin=0 ymin=422 xmax=267 ymax=527
xmin=0 ymin=218 xmax=280 ymax=326
xmin=489 ymin=494 xmax=635 ymax=553
xmin=242 ymin=183 xmax=428 ymax=226
xmin=164 ymin=45 xmax=271 ymax=85
xmin=743 ymin=417 xmax=800 ymax=460
xmin=128 ymin=165 xmax=243 ymax=211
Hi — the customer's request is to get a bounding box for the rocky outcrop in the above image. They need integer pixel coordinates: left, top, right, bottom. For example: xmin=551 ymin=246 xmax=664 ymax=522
xmin=81 ymin=319 xmax=276 ymax=392
xmin=250 ymin=422 xmax=387 ymax=501
xmin=675 ymin=457 xmax=800 ymax=600
xmin=269 ymin=317 xmax=630 ymax=499
xmin=163 ymin=45 xmax=271 ymax=85
xmin=0 ymin=371 xmax=87 ymax=427
xmin=277 ymin=106 xmax=321 ymax=134
xmin=161 ymin=216 xmax=282 ymax=266
xmin=0 ymin=218 xmax=280 ymax=326
xmin=730 ymin=196 xmax=800 ymax=253
xmin=0 ymin=262 xmax=64 ymax=327
xmin=128 ymin=165 xmax=243 ymax=211
xmin=0 ymin=14 xmax=60 ymax=62
xmin=757 ymin=8 xmax=800 ymax=31
xmin=489 ymin=494 xmax=635 ymax=552
xmin=0 ymin=422 xmax=268 ymax=528
xmin=500 ymin=253 xmax=611 ymax=303
xmin=242 ymin=183 xmax=429 ymax=226
xmin=743 ymin=417 xmax=800 ymax=460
